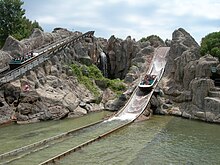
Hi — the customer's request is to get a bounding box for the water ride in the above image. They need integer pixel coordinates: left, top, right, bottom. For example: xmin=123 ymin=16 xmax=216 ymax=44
xmin=9 ymin=52 xmax=39 ymax=70
xmin=138 ymin=74 xmax=157 ymax=91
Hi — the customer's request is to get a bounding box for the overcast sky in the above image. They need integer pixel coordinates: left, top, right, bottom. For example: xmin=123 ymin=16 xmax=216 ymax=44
xmin=22 ymin=0 xmax=220 ymax=43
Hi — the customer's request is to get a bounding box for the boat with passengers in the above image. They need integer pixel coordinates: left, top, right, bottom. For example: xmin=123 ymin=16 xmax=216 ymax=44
xmin=138 ymin=74 xmax=157 ymax=91
xmin=9 ymin=51 xmax=39 ymax=70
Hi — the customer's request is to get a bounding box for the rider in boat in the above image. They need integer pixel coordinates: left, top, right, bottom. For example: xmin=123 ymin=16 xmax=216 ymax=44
xmin=148 ymin=75 xmax=154 ymax=85
xmin=141 ymin=74 xmax=156 ymax=85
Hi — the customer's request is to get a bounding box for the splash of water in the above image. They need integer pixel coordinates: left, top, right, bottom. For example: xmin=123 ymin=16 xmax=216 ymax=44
xmin=107 ymin=113 xmax=136 ymax=122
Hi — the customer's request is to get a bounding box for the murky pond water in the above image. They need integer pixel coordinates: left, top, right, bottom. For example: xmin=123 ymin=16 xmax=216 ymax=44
xmin=61 ymin=116 xmax=220 ymax=165
xmin=1 ymin=112 xmax=220 ymax=165
xmin=0 ymin=111 xmax=111 ymax=155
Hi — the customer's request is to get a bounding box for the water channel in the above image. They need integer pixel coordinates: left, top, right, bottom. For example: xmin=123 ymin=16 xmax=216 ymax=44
xmin=0 ymin=111 xmax=220 ymax=165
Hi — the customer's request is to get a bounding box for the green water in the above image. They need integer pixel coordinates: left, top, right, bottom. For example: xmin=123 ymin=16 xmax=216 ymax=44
xmin=9 ymin=120 xmax=126 ymax=165
xmin=61 ymin=116 xmax=220 ymax=165
xmin=0 ymin=111 xmax=111 ymax=155
xmin=1 ymin=113 xmax=220 ymax=165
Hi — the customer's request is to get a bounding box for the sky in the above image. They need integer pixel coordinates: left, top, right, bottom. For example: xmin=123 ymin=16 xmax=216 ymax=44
xmin=22 ymin=0 xmax=220 ymax=44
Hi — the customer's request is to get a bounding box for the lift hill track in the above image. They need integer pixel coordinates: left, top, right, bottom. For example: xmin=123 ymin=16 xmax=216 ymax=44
xmin=0 ymin=31 xmax=94 ymax=85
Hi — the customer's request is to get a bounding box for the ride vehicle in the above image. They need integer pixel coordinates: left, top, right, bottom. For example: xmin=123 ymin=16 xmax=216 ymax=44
xmin=138 ymin=74 xmax=157 ymax=91
xmin=9 ymin=51 xmax=38 ymax=70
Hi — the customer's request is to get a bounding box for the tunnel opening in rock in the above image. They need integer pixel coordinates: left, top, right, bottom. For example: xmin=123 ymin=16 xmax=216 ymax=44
xmin=210 ymin=72 xmax=220 ymax=87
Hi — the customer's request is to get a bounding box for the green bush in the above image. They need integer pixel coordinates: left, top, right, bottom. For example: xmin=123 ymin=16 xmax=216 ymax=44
xmin=139 ymin=35 xmax=164 ymax=43
xmin=71 ymin=64 xmax=99 ymax=97
xmin=80 ymin=76 xmax=100 ymax=97
xmin=70 ymin=64 xmax=126 ymax=97
xmin=200 ymin=31 xmax=220 ymax=59
xmin=71 ymin=63 xmax=82 ymax=77
xmin=106 ymin=79 xmax=126 ymax=91
xmin=87 ymin=64 xmax=103 ymax=79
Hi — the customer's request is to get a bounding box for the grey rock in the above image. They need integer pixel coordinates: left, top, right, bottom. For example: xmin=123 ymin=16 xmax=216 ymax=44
xmin=106 ymin=35 xmax=139 ymax=79
xmin=62 ymin=93 xmax=79 ymax=112
xmin=195 ymin=54 xmax=219 ymax=78
xmin=74 ymin=106 xmax=87 ymax=115
xmin=105 ymin=93 xmax=128 ymax=111
xmin=89 ymin=103 xmax=105 ymax=111
xmin=50 ymin=65 xmax=59 ymax=77
xmin=162 ymin=103 xmax=172 ymax=109
xmin=48 ymin=105 xmax=69 ymax=120
xmin=173 ymin=91 xmax=192 ymax=103
xmin=190 ymin=79 xmax=214 ymax=109
xmin=79 ymin=101 xmax=86 ymax=107
xmin=162 ymin=28 xmax=220 ymax=123
xmin=204 ymin=97 xmax=220 ymax=115
xmin=0 ymin=50 xmax=11 ymax=72
xmin=194 ymin=111 xmax=206 ymax=120
xmin=154 ymin=107 xmax=168 ymax=115
xmin=164 ymin=28 xmax=199 ymax=78
xmin=182 ymin=111 xmax=191 ymax=119
xmin=170 ymin=107 xmax=182 ymax=116
xmin=205 ymin=112 xmax=216 ymax=122
xmin=2 ymin=35 xmax=25 ymax=56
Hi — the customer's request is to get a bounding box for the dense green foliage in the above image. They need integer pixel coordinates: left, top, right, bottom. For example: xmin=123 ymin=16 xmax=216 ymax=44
xmin=139 ymin=35 xmax=164 ymax=44
xmin=200 ymin=31 xmax=220 ymax=59
xmin=71 ymin=64 xmax=126 ymax=98
xmin=0 ymin=0 xmax=43 ymax=47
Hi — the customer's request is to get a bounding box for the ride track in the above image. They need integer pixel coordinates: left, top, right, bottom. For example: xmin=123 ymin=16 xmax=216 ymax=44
xmin=0 ymin=43 xmax=169 ymax=164
xmin=0 ymin=31 xmax=95 ymax=85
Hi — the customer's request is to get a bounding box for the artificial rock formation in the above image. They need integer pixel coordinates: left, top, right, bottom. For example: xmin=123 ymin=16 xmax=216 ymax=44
xmin=160 ymin=28 xmax=220 ymax=123
xmin=2 ymin=27 xmax=218 ymax=124
xmin=0 ymin=50 xmax=11 ymax=72
xmin=106 ymin=35 xmax=140 ymax=79
xmin=0 ymin=28 xmax=158 ymax=124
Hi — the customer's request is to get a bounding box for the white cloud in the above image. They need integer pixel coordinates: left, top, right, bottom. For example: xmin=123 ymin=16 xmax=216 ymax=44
xmin=23 ymin=0 xmax=220 ymax=43
xmin=37 ymin=16 xmax=58 ymax=24
xmin=156 ymin=0 xmax=220 ymax=19
xmin=106 ymin=0 xmax=155 ymax=6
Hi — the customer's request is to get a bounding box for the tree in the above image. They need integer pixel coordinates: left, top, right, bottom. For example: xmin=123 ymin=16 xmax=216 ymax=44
xmin=0 ymin=0 xmax=25 ymax=46
xmin=200 ymin=31 xmax=220 ymax=59
xmin=0 ymin=0 xmax=43 ymax=47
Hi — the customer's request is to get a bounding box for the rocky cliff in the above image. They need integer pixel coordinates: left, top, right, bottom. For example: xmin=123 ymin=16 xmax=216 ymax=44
xmin=0 ymin=28 xmax=105 ymax=124
xmin=159 ymin=28 xmax=220 ymax=123
xmin=1 ymin=27 xmax=219 ymax=125
xmin=0 ymin=28 xmax=158 ymax=124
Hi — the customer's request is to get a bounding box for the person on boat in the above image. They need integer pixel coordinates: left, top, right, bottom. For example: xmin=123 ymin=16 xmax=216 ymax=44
xmin=31 ymin=51 xmax=34 ymax=57
xmin=148 ymin=75 xmax=156 ymax=85
xmin=140 ymin=74 xmax=156 ymax=85
xmin=144 ymin=75 xmax=150 ymax=85
xmin=148 ymin=75 xmax=154 ymax=85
